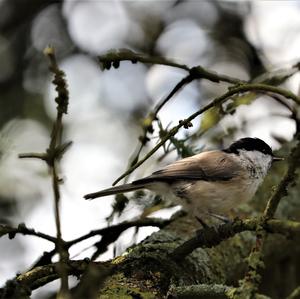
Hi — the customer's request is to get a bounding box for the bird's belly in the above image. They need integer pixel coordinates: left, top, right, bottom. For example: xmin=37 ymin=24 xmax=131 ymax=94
xmin=172 ymin=179 xmax=261 ymax=214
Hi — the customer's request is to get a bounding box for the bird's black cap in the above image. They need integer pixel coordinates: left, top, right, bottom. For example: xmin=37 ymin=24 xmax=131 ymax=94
xmin=224 ymin=137 xmax=273 ymax=156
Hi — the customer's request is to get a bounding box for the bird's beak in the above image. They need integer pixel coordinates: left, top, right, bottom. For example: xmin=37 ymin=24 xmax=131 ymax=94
xmin=273 ymin=156 xmax=284 ymax=162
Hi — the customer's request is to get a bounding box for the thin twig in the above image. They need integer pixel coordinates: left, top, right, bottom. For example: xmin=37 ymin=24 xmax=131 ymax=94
xmin=18 ymin=153 xmax=47 ymax=160
xmin=98 ymin=49 xmax=190 ymax=71
xmin=18 ymin=46 xmax=71 ymax=298
xmin=44 ymin=46 xmax=70 ymax=299
xmin=0 ymin=223 xmax=57 ymax=243
xmin=121 ymin=74 xmax=195 ymax=183
xmin=153 ymin=74 xmax=196 ymax=116
xmin=51 ymin=162 xmax=70 ymax=297
xmin=98 ymin=49 xmax=246 ymax=85
xmin=67 ymin=216 xmax=179 ymax=247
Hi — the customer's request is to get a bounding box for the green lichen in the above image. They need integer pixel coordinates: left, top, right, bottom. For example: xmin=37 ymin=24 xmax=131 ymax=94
xmin=99 ymin=273 xmax=157 ymax=299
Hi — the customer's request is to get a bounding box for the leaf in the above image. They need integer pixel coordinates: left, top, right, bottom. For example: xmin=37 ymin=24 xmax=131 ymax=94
xmin=224 ymin=92 xmax=257 ymax=114
xmin=201 ymin=106 xmax=222 ymax=130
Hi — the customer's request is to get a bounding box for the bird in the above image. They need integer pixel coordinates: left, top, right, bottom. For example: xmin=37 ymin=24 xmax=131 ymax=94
xmin=84 ymin=137 xmax=282 ymax=216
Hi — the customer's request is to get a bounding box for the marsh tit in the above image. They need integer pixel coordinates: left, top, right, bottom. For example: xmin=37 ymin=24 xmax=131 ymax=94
xmin=84 ymin=138 xmax=282 ymax=215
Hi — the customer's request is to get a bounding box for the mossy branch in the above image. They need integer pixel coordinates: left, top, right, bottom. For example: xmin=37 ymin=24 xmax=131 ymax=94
xmin=0 ymin=260 xmax=112 ymax=297
xmin=169 ymin=284 xmax=233 ymax=299
xmin=169 ymin=284 xmax=272 ymax=299
xmin=170 ymin=218 xmax=300 ymax=260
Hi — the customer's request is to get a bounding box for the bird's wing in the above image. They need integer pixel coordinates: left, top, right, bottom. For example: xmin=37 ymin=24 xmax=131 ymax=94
xmin=133 ymin=150 xmax=241 ymax=185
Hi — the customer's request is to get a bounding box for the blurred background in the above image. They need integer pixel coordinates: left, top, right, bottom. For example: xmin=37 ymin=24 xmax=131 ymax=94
xmin=0 ymin=0 xmax=299 ymax=297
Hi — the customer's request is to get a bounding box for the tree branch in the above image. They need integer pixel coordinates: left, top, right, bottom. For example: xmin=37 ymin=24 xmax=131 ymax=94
xmin=170 ymin=218 xmax=300 ymax=261
xmin=16 ymin=260 xmax=110 ymax=291
xmin=169 ymin=284 xmax=233 ymax=299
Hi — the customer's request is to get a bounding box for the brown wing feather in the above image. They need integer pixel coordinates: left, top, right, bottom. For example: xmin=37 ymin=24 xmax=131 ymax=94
xmin=133 ymin=150 xmax=241 ymax=184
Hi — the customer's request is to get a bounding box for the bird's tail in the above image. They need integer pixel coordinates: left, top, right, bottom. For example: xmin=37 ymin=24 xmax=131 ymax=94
xmin=84 ymin=183 xmax=146 ymax=200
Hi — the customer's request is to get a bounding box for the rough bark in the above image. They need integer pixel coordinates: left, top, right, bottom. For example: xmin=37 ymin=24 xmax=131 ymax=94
xmin=97 ymin=215 xmax=300 ymax=299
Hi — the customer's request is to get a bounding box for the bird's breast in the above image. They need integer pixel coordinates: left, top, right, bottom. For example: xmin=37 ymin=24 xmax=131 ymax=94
xmin=170 ymin=175 xmax=263 ymax=214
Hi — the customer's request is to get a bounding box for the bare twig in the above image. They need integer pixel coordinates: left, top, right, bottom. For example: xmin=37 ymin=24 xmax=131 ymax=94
xmin=18 ymin=153 xmax=47 ymax=160
xmin=67 ymin=215 xmax=181 ymax=247
xmin=18 ymin=46 xmax=71 ymax=298
xmin=44 ymin=46 xmax=70 ymax=299
xmin=123 ymin=74 xmax=195 ymax=177
xmin=0 ymin=223 xmax=57 ymax=243
xmin=98 ymin=49 xmax=246 ymax=85
xmin=98 ymin=49 xmax=190 ymax=72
